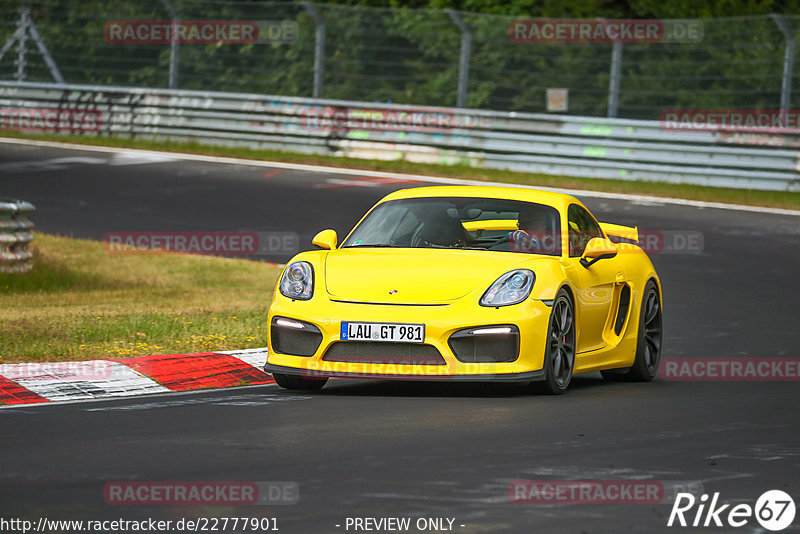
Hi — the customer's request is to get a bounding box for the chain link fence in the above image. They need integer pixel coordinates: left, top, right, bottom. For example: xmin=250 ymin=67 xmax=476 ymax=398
xmin=0 ymin=0 xmax=798 ymax=120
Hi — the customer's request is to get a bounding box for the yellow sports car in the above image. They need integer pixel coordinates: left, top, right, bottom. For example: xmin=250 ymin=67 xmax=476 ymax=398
xmin=265 ymin=186 xmax=662 ymax=394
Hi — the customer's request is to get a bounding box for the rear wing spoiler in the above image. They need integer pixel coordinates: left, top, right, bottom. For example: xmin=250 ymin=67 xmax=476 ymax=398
xmin=462 ymin=219 xmax=518 ymax=232
xmin=599 ymin=222 xmax=639 ymax=244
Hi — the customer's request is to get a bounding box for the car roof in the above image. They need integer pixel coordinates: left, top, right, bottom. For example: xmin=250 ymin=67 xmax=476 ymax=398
xmin=379 ymin=185 xmax=581 ymax=210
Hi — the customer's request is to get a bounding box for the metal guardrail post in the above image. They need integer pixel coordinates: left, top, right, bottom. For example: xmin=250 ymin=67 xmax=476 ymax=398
xmin=0 ymin=198 xmax=35 ymax=274
xmin=302 ymin=2 xmax=326 ymax=99
xmin=446 ymin=9 xmax=471 ymax=109
xmin=14 ymin=0 xmax=30 ymax=82
xmin=607 ymin=40 xmax=623 ymax=118
xmin=27 ymin=17 xmax=64 ymax=83
xmin=160 ymin=0 xmax=180 ymax=89
xmin=0 ymin=0 xmax=63 ymax=83
xmin=770 ymin=14 xmax=795 ymax=116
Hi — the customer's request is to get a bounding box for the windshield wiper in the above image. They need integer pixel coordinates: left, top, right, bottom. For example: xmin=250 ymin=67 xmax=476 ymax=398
xmin=423 ymin=244 xmax=487 ymax=250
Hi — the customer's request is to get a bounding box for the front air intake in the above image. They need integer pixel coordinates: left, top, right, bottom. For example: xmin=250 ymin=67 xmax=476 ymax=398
xmin=270 ymin=316 xmax=323 ymax=357
xmin=322 ymin=342 xmax=446 ymax=365
xmin=448 ymin=325 xmax=520 ymax=363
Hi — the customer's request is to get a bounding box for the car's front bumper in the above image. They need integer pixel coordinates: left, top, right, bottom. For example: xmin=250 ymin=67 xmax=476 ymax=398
xmin=264 ymin=362 xmax=545 ymax=382
xmin=265 ymin=295 xmax=552 ymax=381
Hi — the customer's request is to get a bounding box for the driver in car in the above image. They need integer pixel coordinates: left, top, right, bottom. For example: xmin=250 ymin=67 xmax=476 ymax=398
xmin=418 ymin=210 xmax=468 ymax=248
xmin=508 ymin=210 xmax=548 ymax=252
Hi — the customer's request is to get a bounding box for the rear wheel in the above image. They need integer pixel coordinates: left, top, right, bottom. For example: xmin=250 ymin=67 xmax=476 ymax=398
xmin=272 ymin=372 xmax=328 ymax=391
xmin=601 ymin=280 xmax=662 ymax=382
xmin=533 ymin=289 xmax=575 ymax=395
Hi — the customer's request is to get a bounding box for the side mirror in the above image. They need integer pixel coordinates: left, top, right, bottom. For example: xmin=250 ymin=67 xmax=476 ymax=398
xmin=312 ymin=229 xmax=337 ymax=250
xmin=580 ymin=237 xmax=617 ymax=268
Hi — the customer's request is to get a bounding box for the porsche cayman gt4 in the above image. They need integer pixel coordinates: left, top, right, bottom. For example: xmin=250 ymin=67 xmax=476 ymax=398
xmin=265 ymin=186 xmax=662 ymax=394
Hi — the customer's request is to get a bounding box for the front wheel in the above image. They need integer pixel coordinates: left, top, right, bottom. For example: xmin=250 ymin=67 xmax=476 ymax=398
xmin=272 ymin=372 xmax=328 ymax=391
xmin=532 ymin=289 xmax=575 ymax=395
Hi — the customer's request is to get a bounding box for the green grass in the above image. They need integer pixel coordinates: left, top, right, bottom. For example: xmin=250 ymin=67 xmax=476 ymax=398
xmin=3 ymin=131 xmax=799 ymax=210
xmin=0 ymin=233 xmax=282 ymax=363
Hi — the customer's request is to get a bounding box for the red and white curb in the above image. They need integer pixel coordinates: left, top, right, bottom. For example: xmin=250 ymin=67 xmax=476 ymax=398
xmin=0 ymin=348 xmax=273 ymax=406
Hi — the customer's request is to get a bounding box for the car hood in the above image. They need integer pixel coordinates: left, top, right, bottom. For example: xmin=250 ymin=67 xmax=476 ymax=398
xmin=324 ymin=248 xmax=528 ymax=304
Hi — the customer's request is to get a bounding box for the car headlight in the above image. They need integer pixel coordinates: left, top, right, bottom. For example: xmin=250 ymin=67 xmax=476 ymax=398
xmin=279 ymin=261 xmax=314 ymax=300
xmin=480 ymin=269 xmax=535 ymax=307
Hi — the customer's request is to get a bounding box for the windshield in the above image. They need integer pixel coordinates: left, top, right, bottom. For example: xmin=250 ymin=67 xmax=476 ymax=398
xmin=341 ymin=197 xmax=561 ymax=256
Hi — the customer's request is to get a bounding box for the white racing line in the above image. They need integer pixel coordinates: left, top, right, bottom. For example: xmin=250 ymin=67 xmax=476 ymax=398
xmin=1 ymin=136 xmax=798 ymax=217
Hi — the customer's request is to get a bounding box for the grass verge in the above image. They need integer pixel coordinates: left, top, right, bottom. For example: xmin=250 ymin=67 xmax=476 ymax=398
xmin=2 ymin=132 xmax=799 ymax=210
xmin=0 ymin=233 xmax=281 ymax=363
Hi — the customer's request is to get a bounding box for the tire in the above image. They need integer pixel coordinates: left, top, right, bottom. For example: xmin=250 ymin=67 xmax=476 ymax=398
xmin=532 ymin=288 xmax=576 ymax=395
xmin=601 ymin=280 xmax=662 ymax=382
xmin=272 ymin=372 xmax=328 ymax=391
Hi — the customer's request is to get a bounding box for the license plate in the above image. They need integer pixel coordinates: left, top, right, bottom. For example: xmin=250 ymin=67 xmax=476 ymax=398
xmin=340 ymin=322 xmax=425 ymax=343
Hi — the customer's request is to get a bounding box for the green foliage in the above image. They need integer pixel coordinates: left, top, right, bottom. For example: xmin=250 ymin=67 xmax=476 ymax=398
xmin=1 ymin=0 xmax=798 ymax=118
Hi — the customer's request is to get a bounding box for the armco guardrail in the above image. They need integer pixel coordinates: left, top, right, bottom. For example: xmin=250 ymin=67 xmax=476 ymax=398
xmin=0 ymin=197 xmax=35 ymax=273
xmin=1 ymin=81 xmax=799 ymax=192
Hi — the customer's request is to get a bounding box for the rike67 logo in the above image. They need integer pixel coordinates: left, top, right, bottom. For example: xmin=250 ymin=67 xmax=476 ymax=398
xmin=668 ymin=490 xmax=796 ymax=531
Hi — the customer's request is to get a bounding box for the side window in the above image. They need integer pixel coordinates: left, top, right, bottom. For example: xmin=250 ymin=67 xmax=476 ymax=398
xmin=568 ymin=204 xmax=603 ymax=257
